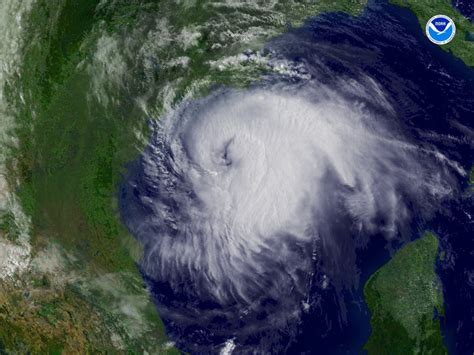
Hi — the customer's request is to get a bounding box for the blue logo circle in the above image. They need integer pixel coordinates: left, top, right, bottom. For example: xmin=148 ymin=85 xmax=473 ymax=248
xmin=426 ymin=15 xmax=456 ymax=45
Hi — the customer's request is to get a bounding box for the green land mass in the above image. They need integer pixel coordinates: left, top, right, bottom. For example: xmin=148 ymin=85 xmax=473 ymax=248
xmin=364 ymin=232 xmax=447 ymax=355
xmin=1 ymin=0 xmax=367 ymax=353
xmin=390 ymin=0 xmax=474 ymax=67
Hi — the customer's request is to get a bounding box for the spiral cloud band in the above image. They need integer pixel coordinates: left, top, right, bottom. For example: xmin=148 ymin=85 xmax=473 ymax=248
xmin=121 ymin=78 xmax=458 ymax=349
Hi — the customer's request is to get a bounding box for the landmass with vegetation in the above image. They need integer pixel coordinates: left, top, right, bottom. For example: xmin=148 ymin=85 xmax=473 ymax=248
xmin=390 ymin=0 xmax=474 ymax=66
xmin=364 ymin=232 xmax=447 ymax=355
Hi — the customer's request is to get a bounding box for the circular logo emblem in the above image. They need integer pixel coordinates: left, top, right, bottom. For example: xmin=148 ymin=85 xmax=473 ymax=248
xmin=426 ymin=15 xmax=456 ymax=45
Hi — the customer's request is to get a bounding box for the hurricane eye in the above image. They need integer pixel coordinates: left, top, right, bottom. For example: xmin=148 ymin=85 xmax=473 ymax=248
xmin=219 ymin=138 xmax=234 ymax=167
xmin=221 ymin=150 xmax=232 ymax=166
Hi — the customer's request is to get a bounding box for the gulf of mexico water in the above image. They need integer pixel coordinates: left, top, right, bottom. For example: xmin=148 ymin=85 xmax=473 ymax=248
xmin=120 ymin=1 xmax=474 ymax=353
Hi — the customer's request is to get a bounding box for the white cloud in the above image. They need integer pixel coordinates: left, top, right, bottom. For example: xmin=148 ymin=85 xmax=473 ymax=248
xmin=123 ymin=68 xmax=462 ymax=346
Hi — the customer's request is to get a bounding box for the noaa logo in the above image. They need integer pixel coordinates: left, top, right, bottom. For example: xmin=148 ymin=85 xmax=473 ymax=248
xmin=426 ymin=15 xmax=456 ymax=45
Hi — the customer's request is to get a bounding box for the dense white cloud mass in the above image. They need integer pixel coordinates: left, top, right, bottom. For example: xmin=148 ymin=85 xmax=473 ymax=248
xmin=125 ymin=77 xmax=458 ymax=335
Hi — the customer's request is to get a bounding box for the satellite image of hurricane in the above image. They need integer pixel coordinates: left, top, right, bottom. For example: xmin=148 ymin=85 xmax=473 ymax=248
xmin=0 ymin=0 xmax=473 ymax=354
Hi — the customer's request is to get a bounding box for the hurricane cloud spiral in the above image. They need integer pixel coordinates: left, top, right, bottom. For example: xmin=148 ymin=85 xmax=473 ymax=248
xmin=121 ymin=76 xmax=459 ymax=350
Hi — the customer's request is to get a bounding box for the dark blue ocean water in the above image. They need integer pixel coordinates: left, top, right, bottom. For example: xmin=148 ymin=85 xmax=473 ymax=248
xmin=453 ymin=0 xmax=474 ymax=21
xmin=275 ymin=2 xmax=474 ymax=354
xmin=120 ymin=0 xmax=473 ymax=353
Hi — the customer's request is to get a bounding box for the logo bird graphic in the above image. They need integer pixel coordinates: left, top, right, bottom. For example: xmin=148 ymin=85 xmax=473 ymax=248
xmin=427 ymin=17 xmax=455 ymax=44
